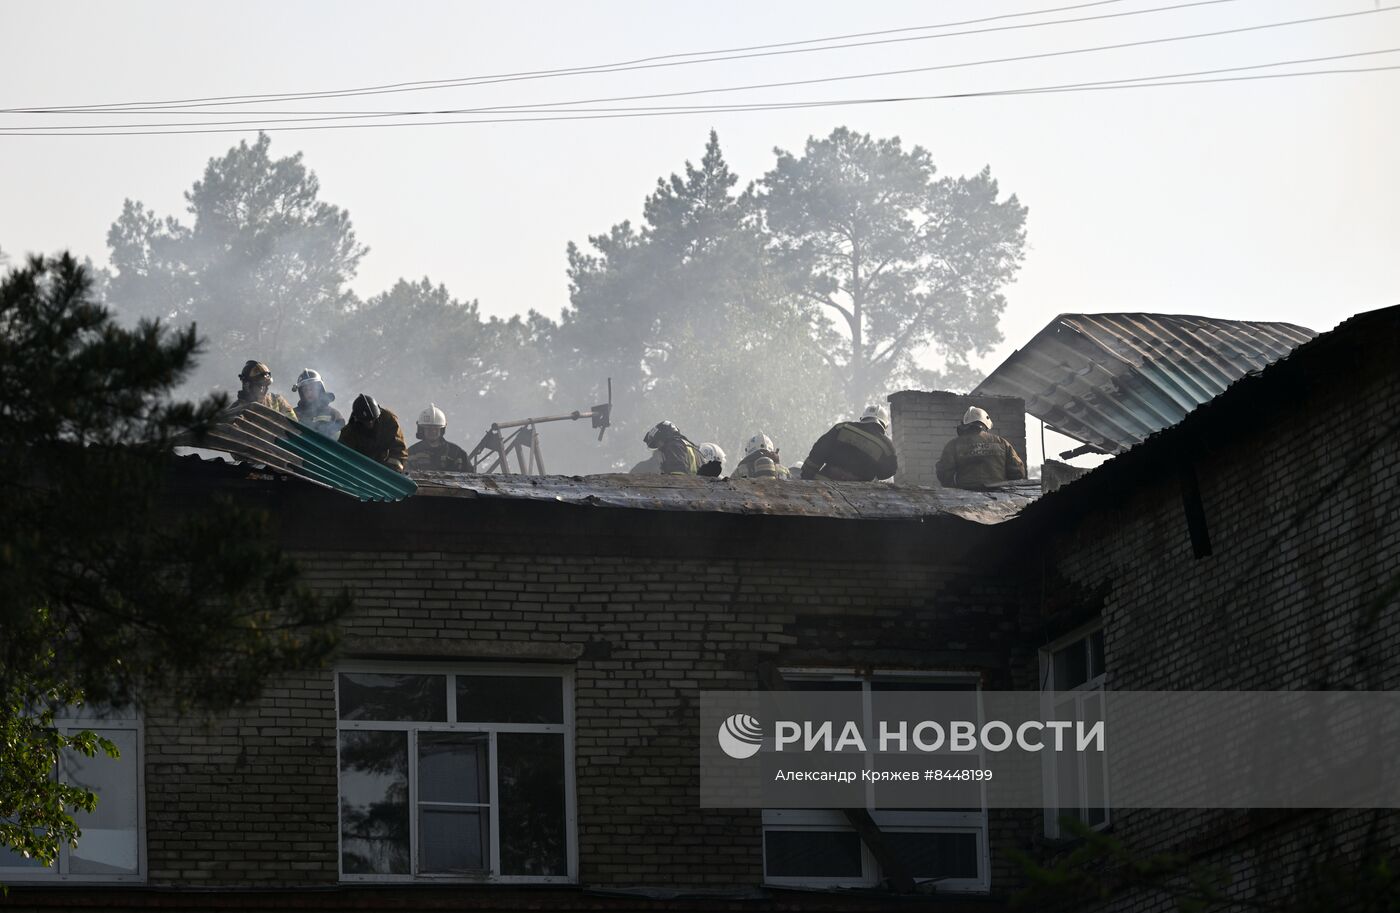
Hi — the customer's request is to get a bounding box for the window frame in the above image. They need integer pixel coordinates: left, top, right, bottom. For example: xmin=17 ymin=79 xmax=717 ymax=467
xmin=0 ymin=711 xmax=147 ymax=884
xmin=1039 ymin=621 xmax=1111 ymax=839
xmin=334 ymin=661 xmax=577 ymax=885
xmin=761 ymin=668 xmax=990 ymax=893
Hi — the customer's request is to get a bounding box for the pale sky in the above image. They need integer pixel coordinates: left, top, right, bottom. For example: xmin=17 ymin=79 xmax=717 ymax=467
xmin=3 ymin=0 xmax=1397 ymax=465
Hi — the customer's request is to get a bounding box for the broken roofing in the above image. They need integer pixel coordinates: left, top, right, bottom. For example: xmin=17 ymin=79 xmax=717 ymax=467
xmin=411 ymin=471 xmax=1042 ymax=525
xmin=973 ymin=313 xmax=1316 ymax=454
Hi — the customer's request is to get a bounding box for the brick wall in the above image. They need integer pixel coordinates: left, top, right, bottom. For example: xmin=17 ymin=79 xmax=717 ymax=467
xmin=122 ymin=509 xmax=1031 ymax=904
xmin=887 ymin=391 xmax=1027 ymax=487
xmin=1021 ymin=309 xmax=1400 ymax=911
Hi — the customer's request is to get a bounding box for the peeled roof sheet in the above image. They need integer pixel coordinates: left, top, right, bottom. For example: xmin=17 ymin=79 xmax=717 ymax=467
xmin=412 ymin=472 xmax=1042 ymax=525
xmin=973 ymin=313 xmax=1315 ymax=453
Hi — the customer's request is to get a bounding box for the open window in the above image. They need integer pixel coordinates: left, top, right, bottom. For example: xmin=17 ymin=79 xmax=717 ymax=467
xmin=761 ymin=670 xmax=989 ymax=893
xmin=335 ymin=663 xmax=576 ymax=883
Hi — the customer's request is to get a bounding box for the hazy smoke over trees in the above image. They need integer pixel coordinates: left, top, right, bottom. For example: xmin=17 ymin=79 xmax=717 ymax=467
xmin=96 ymin=129 xmax=1027 ymax=475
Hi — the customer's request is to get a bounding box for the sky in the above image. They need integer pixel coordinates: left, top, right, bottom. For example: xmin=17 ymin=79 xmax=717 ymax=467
xmin=2 ymin=0 xmax=1397 ymax=465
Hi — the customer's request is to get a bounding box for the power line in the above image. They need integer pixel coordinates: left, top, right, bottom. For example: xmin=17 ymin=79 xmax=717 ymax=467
xmin=2 ymin=0 xmax=1238 ymax=113
xmin=3 ymin=62 xmax=1395 ymax=137
xmin=5 ymin=4 xmax=1394 ymax=133
xmin=5 ymin=47 xmax=1395 ymax=133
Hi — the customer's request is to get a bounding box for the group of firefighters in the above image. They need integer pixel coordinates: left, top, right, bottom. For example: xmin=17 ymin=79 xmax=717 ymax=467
xmin=628 ymin=402 xmax=1025 ymax=489
xmin=232 ymin=360 xmax=467 ymax=474
xmin=231 ymin=360 xmax=1026 ymax=489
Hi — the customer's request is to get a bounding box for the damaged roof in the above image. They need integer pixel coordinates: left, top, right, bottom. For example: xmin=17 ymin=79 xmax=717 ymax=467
xmin=405 ymin=471 xmax=1041 ymax=525
xmin=973 ymin=313 xmax=1315 ymax=453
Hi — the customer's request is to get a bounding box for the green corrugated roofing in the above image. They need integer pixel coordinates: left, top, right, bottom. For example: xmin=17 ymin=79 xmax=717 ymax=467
xmin=196 ymin=403 xmax=416 ymax=502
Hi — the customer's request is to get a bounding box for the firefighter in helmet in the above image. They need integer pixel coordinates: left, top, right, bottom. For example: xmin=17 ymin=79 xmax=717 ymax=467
xmin=233 ymin=360 xmax=297 ymax=420
xmin=407 ymin=403 xmax=470 ymax=472
xmin=338 ymin=394 xmax=409 ymax=473
xmin=935 ymin=406 xmax=1026 ymax=489
xmin=801 ymin=405 xmax=897 ymax=482
xmin=732 ymin=433 xmax=790 ymax=480
xmin=291 ymin=368 xmax=345 ymax=438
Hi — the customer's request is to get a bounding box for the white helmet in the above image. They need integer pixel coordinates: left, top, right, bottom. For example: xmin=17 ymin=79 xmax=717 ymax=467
xmin=418 ymin=403 xmax=447 ymax=428
xmin=963 ymin=406 xmax=992 ymax=429
xmin=292 ymin=368 xmax=324 ymax=393
xmin=698 ymin=442 xmax=726 ymax=466
xmin=744 ymin=433 xmax=775 ymax=456
xmin=860 ymin=404 xmax=889 ymax=429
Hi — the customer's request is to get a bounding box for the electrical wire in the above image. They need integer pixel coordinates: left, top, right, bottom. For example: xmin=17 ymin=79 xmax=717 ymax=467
xmin=3 ymin=62 xmax=1395 ymax=137
xmin=4 ymin=47 xmax=1395 ymax=133
xmin=5 ymin=5 xmax=1395 ymax=134
xmin=1 ymin=0 xmax=1240 ymax=113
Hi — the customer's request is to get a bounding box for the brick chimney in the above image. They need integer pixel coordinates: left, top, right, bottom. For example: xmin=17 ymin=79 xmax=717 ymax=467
xmin=886 ymin=391 xmax=1027 ymax=488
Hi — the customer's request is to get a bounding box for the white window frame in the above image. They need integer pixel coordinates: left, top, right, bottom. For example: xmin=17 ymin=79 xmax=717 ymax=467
xmin=761 ymin=668 xmax=990 ymax=893
xmin=334 ymin=661 xmax=577 ymax=885
xmin=1039 ymin=621 xmax=1110 ymax=838
xmin=0 ymin=711 xmax=147 ymax=884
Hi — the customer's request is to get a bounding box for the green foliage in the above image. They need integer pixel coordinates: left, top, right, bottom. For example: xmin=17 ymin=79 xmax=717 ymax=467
xmin=320 ymin=277 xmax=555 ymax=439
xmin=0 ymin=253 xmax=350 ymax=870
xmin=761 ymin=126 xmax=1028 ymax=406
xmin=557 ymin=130 xmax=846 ymax=471
xmin=105 ymin=132 xmax=366 ymax=394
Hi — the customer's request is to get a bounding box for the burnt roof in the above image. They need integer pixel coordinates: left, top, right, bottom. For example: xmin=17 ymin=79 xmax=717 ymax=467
xmin=1015 ymin=303 xmax=1399 ymax=524
xmin=974 ymin=313 xmax=1315 ymax=453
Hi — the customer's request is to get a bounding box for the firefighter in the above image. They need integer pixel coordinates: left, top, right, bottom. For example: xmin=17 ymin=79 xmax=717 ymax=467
xmin=629 ymin=421 xmax=700 ymax=475
xmin=696 ymin=442 xmax=726 ymax=478
xmin=291 ymin=369 xmax=345 ymax=438
xmin=935 ymin=406 xmax=1026 ymax=489
xmin=407 ymin=403 xmax=470 ymax=472
xmin=732 ymin=433 xmax=790 ymax=480
xmin=338 ymin=394 xmax=409 ymax=473
xmin=801 ymin=405 xmax=897 ymax=482
xmin=233 ymin=360 xmax=297 ymax=420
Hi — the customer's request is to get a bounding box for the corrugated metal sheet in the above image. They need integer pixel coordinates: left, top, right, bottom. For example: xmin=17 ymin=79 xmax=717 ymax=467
xmin=973 ymin=313 xmax=1315 ymax=453
xmin=190 ymin=403 xmax=417 ymax=502
xmin=412 ymin=471 xmax=1042 ymax=525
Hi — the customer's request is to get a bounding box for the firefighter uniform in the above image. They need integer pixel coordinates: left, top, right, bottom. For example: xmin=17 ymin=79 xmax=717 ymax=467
xmin=935 ymin=425 xmax=1026 ymax=489
xmin=801 ymin=420 xmax=897 ymax=482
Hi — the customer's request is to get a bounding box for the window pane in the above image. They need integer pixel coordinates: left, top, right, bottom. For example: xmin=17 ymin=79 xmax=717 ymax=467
xmin=1053 ymin=641 xmax=1089 ymax=691
xmin=1055 ymin=737 xmax=1083 ymax=831
xmin=338 ymin=673 xmax=446 ymax=722
xmin=419 ymin=808 xmax=487 ymax=874
xmin=764 ymin=830 xmax=862 ymax=878
xmin=419 ymin=732 xmax=488 ymax=805
xmin=66 ymin=728 xmax=140 ymax=875
xmin=1089 ymin=629 xmax=1106 ymax=679
xmin=339 ymin=730 xmax=410 ymax=874
xmin=886 ymin=831 xmax=979 ymax=880
xmin=498 ymin=733 xmax=567 ymax=876
xmin=0 ymin=843 xmax=51 ymax=870
xmin=1083 ymin=692 xmax=1108 ymax=826
xmin=455 ymin=676 xmax=563 ymax=724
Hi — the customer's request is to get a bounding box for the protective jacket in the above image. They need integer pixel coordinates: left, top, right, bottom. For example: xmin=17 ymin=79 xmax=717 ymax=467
xmin=733 ymin=449 xmax=789 ymax=480
xmin=236 ymin=389 xmax=298 ymax=421
xmin=801 ymin=421 xmax=897 ymax=482
xmin=339 ymin=408 xmax=409 ymax=473
xmin=407 ymin=439 xmax=471 ymax=472
xmin=295 ymin=394 xmax=346 ymax=438
xmin=935 ymin=423 xmax=1026 ymax=489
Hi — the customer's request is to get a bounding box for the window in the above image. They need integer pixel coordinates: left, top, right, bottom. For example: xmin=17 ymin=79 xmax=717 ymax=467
xmin=1040 ymin=623 xmax=1109 ymax=837
xmin=761 ymin=671 xmax=989 ymax=893
xmin=335 ymin=664 xmax=576 ymax=883
xmin=0 ymin=706 xmax=145 ymax=883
